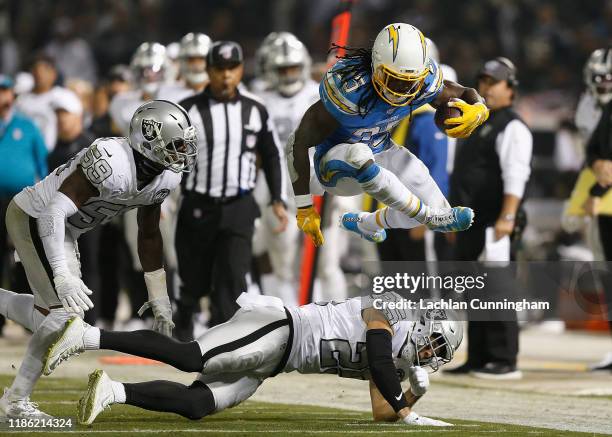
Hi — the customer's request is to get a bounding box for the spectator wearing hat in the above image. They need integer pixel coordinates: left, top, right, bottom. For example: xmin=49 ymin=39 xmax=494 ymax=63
xmin=447 ymin=57 xmax=533 ymax=379
xmin=15 ymin=53 xmax=81 ymax=152
xmin=0 ymin=75 xmax=47 ymax=335
xmin=45 ymin=89 xmax=102 ymax=326
xmin=174 ymin=41 xmax=288 ymax=338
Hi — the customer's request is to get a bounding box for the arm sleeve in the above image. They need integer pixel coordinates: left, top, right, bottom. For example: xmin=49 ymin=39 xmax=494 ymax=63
xmin=256 ymin=108 xmax=285 ymax=202
xmin=408 ymin=114 xmax=449 ymax=196
xmin=495 ymin=120 xmax=533 ymax=198
xmin=366 ymin=329 xmax=408 ymax=413
xmin=37 ymin=191 xmax=78 ymax=276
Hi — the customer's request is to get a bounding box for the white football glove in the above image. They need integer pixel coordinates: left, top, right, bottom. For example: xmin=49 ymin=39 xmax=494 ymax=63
xmin=53 ymin=273 xmax=94 ymax=314
xmin=138 ymin=297 xmax=175 ymax=337
xmin=403 ymin=412 xmax=453 ymax=427
xmin=408 ymin=366 xmax=430 ymax=397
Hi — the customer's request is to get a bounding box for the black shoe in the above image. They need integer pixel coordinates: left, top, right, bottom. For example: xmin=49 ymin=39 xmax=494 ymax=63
xmin=443 ymin=362 xmax=474 ymax=374
xmin=470 ymin=362 xmax=522 ymax=380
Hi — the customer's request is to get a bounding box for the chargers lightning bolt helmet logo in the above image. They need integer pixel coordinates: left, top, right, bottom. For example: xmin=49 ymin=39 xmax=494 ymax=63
xmin=387 ymin=25 xmax=400 ymax=61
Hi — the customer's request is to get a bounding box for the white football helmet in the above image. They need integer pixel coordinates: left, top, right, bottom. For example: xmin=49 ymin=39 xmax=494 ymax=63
xmin=179 ymin=32 xmax=212 ymax=86
xmin=265 ymin=32 xmax=312 ymax=96
xmin=584 ymin=48 xmax=612 ymax=105
xmin=399 ymin=306 xmax=463 ymax=372
xmin=371 ymin=23 xmax=430 ymax=106
xmin=425 ymin=37 xmax=439 ymax=64
xmin=254 ymin=32 xmax=281 ymax=87
xmin=128 ymin=100 xmax=197 ymax=173
xmin=130 ymin=42 xmax=168 ymax=96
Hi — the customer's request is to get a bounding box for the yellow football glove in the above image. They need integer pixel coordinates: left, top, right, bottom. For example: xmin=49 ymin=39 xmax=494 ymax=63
xmin=297 ymin=206 xmax=324 ymax=247
xmin=444 ymin=100 xmax=489 ymax=138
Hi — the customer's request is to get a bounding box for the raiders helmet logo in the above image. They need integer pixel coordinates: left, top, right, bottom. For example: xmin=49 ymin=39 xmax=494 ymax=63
xmin=142 ymin=119 xmax=163 ymax=141
xmin=152 ymin=189 xmax=170 ymax=204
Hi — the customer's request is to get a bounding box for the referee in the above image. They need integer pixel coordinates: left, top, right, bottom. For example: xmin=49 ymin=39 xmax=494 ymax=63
xmin=175 ymin=41 xmax=288 ymax=339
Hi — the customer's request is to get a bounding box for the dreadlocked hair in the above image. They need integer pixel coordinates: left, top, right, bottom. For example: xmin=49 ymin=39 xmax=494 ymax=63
xmin=329 ymin=44 xmax=379 ymax=117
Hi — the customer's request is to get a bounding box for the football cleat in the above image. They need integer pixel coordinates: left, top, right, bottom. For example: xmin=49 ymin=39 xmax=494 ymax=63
xmin=43 ymin=317 xmax=86 ymax=376
xmin=0 ymin=389 xmax=53 ymax=422
xmin=426 ymin=206 xmax=474 ymax=232
xmin=78 ymin=370 xmax=115 ymax=425
xmin=340 ymin=212 xmax=387 ymax=243
xmin=589 ymin=352 xmax=612 ymax=372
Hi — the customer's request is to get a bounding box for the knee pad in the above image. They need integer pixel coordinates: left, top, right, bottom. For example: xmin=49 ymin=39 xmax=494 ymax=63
xmin=344 ymin=143 xmax=374 ymax=169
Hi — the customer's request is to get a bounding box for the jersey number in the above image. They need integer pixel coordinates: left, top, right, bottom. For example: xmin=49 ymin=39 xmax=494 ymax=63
xmin=320 ymin=339 xmax=368 ymax=379
xmin=81 ymin=144 xmax=112 ymax=184
xmin=67 ymin=200 xmax=138 ymax=230
xmin=353 ymin=120 xmax=402 ymax=151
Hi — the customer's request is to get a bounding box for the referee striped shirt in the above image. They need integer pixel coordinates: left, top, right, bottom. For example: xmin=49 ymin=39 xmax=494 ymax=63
xmin=179 ymin=87 xmax=284 ymax=200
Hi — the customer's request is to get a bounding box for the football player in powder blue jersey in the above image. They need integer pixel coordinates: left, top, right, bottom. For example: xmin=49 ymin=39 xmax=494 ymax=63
xmin=287 ymin=23 xmax=489 ymax=246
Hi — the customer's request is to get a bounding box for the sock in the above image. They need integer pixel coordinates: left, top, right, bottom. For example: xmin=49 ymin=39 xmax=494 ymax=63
xmin=111 ymin=381 xmax=126 ymax=403
xmin=83 ymin=326 xmax=101 ymax=350
xmin=0 ymin=288 xmax=37 ymax=332
xmin=359 ymin=167 xmax=431 ymax=228
xmin=8 ymin=310 xmax=70 ymax=399
xmin=124 ymin=380 xmax=214 ymax=420
xmin=9 ymin=350 xmax=43 ymax=399
xmin=100 ymin=330 xmax=204 ymax=372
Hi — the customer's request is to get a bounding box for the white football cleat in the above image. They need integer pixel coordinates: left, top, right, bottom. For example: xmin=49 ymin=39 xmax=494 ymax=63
xmin=403 ymin=411 xmax=452 ymax=427
xmin=78 ymin=370 xmax=115 ymax=425
xmin=0 ymin=389 xmax=53 ymax=422
xmin=43 ymin=317 xmax=86 ymax=376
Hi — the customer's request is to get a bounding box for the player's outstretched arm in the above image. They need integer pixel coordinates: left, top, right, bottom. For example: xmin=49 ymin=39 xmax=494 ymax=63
xmin=289 ymin=100 xmax=339 ymax=246
xmin=369 ymin=380 xmax=419 ymax=422
xmin=432 ymin=80 xmax=489 ymax=139
xmin=136 ymin=204 xmax=175 ymax=336
xmin=38 ymin=168 xmax=99 ymax=314
xmin=289 ymin=100 xmax=339 ymax=197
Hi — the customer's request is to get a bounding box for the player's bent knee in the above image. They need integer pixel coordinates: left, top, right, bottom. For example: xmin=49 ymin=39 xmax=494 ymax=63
xmin=344 ymin=143 xmax=374 ymax=170
xmin=183 ymin=381 xmax=216 ymax=420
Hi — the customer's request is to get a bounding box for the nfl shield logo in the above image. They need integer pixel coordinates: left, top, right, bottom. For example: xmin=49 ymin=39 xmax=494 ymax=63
xmin=142 ymin=119 xmax=163 ymax=141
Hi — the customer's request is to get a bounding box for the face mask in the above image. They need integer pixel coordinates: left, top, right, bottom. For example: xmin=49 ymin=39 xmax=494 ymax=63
xmin=185 ymin=71 xmax=208 ymax=86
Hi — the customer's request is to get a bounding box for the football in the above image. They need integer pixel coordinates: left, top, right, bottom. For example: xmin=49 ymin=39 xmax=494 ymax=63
xmin=434 ymin=103 xmax=462 ymax=132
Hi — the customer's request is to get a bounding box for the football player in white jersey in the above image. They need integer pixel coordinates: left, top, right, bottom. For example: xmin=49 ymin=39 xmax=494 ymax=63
xmin=0 ymin=100 xmax=197 ymax=420
xmin=109 ymin=42 xmax=168 ymax=136
xmin=253 ymin=32 xmax=346 ymax=305
xmin=157 ymin=33 xmax=212 ymax=104
xmin=43 ymin=292 xmax=462 ymax=426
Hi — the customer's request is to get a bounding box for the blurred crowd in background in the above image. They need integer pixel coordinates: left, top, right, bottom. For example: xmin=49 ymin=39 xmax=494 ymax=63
xmin=0 ymin=0 xmax=610 ymax=334
xmin=1 ymin=0 xmax=609 ymax=96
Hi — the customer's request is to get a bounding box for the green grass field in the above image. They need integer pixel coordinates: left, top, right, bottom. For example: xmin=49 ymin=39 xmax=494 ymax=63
xmin=0 ymin=375 xmax=607 ymax=436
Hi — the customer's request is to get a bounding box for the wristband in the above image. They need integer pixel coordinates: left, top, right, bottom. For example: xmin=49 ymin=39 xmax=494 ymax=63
xmin=295 ymin=194 xmax=313 ymax=209
xmin=144 ymin=268 xmax=168 ymax=301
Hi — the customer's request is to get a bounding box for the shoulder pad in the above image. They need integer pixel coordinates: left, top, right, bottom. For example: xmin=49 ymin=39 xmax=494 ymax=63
xmin=79 ymin=138 xmax=128 ymax=197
